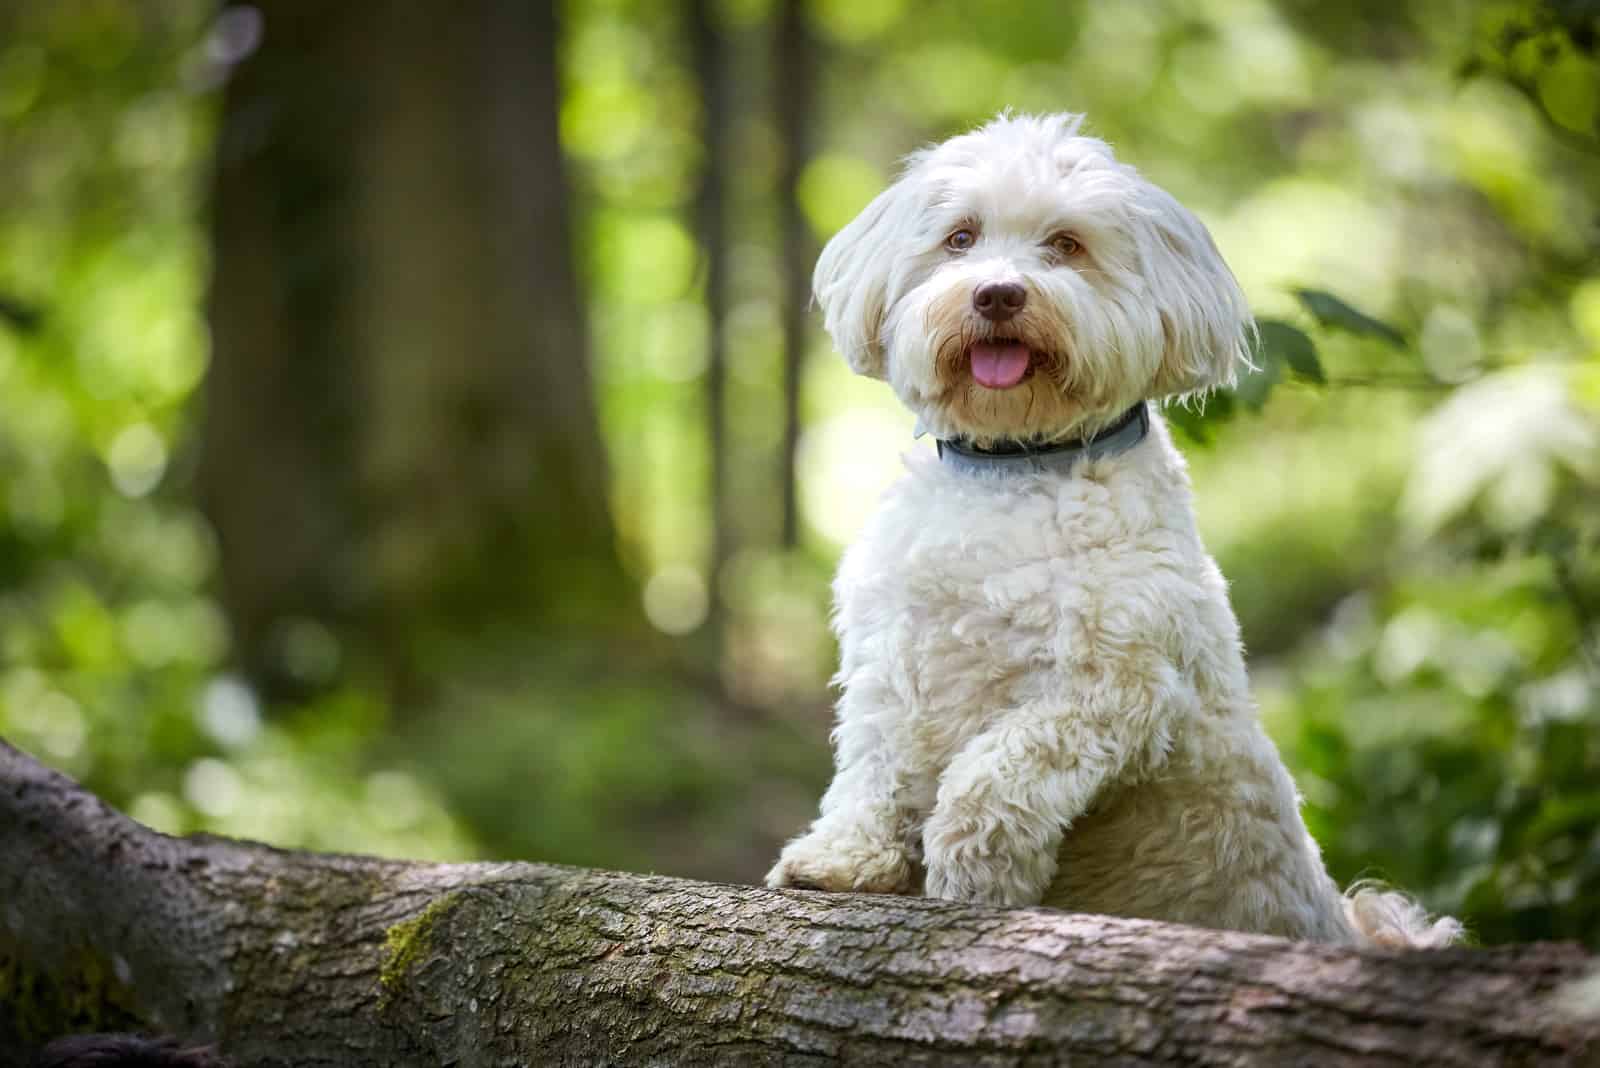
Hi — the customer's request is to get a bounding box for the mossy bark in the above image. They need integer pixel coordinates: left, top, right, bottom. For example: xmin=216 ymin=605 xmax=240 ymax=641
xmin=4 ymin=739 xmax=1597 ymax=1067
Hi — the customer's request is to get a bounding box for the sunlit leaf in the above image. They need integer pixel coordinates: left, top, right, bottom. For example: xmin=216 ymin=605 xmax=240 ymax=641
xmin=1402 ymin=367 xmax=1599 ymax=537
xmin=1294 ymin=288 xmax=1406 ymax=348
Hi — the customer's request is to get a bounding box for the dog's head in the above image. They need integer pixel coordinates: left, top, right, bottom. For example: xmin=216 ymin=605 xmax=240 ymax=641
xmin=814 ymin=113 xmax=1252 ymax=445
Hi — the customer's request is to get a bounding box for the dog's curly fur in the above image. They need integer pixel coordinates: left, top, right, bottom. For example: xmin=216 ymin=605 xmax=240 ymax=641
xmin=767 ymin=113 xmax=1462 ymax=947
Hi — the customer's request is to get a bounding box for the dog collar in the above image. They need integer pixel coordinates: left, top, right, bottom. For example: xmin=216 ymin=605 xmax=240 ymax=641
xmin=935 ymin=402 xmax=1149 ymax=477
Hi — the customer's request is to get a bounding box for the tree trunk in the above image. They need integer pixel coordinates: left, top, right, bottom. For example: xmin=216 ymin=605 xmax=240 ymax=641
xmin=4 ymin=740 xmax=1597 ymax=1067
xmin=776 ymin=0 xmax=816 ymax=549
xmin=201 ymin=2 xmax=627 ymax=701
xmin=691 ymin=0 xmax=732 ymax=627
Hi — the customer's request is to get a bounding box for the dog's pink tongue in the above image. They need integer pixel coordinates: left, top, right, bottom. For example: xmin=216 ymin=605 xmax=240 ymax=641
xmin=969 ymin=341 xmax=1031 ymax=389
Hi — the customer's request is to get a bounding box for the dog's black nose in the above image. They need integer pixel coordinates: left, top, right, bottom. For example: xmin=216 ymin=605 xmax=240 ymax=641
xmin=973 ymin=282 xmax=1026 ymax=321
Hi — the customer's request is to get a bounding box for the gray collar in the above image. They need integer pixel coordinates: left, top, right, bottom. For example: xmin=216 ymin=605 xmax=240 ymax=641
xmin=936 ymin=403 xmax=1150 ymax=477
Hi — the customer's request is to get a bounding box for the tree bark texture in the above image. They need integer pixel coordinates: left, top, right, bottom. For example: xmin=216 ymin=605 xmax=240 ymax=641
xmin=202 ymin=2 xmax=626 ymax=700
xmin=3 ymin=740 xmax=1597 ymax=1068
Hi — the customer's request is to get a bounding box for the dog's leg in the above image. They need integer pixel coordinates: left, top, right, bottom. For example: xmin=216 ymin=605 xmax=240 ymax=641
xmin=765 ymin=767 xmax=916 ymax=894
xmin=922 ymin=671 xmax=1182 ymax=907
xmin=766 ymin=719 xmax=919 ymax=895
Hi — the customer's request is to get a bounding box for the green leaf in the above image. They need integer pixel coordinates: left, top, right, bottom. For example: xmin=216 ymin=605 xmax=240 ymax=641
xmin=1293 ymin=288 xmax=1406 ymax=348
xmin=0 ymin=294 xmax=44 ymax=334
xmin=1254 ymin=319 xmax=1324 ymax=383
xmin=1236 ymin=346 xmax=1281 ymax=409
xmin=1164 ymin=389 xmax=1235 ymax=445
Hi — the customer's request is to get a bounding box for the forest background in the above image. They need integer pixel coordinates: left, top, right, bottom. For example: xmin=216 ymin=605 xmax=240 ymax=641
xmin=0 ymin=0 xmax=1597 ymax=948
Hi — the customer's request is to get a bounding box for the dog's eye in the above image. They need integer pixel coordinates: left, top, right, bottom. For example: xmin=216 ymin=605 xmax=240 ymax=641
xmin=945 ymin=228 xmax=976 ymax=252
xmin=1048 ymin=233 xmax=1083 ymax=258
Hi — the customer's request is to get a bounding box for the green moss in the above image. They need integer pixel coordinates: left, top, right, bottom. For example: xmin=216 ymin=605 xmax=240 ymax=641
xmin=379 ymin=893 xmax=460 ymax=1005
xmin=0 ymin=934 xmax=147 ymax=1051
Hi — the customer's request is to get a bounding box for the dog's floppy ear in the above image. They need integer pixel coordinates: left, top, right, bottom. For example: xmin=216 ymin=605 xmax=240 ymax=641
xmin=1138 ymin=185 xmax=1254 ymax=398
xmin=812 ymin=174 xmax=920 ymax=380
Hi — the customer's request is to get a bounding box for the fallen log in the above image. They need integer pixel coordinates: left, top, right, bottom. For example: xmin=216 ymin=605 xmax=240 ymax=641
xmin=3 ymin=739 xmax=1596 ymax=1066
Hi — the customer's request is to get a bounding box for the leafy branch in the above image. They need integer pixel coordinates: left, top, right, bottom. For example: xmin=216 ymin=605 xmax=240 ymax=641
xmin=1169 ymin=287 xmax=1419 ymax=442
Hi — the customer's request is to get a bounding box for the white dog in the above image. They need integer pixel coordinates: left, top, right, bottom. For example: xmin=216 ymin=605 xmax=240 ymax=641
xmin=767 ymin=113 xmax=1461 ymax=948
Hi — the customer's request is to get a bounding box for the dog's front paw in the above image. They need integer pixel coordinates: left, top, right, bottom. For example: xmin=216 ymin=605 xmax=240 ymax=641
xmin=922 ymin=810 xmax=1054 ymax=908
xmin=766 ymin=828 xmax=914 ymax=895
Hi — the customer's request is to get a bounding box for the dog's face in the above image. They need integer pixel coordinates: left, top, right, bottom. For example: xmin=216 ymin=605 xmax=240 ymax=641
xmin=814 ymin=113 xmax=1253 ymax=445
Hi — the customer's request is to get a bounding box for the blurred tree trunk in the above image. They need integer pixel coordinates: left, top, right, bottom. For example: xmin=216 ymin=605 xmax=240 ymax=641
xmin=775 ymin=0 xmax=815 ymax=548
xmin=6 ymin=740 xmax=1598 ymax=1067
xmin=690 ymin=0 xmax=731 ymax=627
xmin=201 ymin=3 xmax=627 ymax=702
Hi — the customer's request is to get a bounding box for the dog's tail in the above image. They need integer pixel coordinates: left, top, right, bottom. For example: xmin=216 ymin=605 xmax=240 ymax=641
xmin=1342 ymin=880 xmax=1464 ymax=949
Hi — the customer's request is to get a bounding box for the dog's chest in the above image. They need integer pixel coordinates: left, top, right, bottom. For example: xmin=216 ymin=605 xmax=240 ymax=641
xmin=839 ymin=473 xmax=1146 ymax=755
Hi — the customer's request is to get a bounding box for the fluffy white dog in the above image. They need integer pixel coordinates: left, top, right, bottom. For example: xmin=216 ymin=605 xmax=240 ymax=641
xmin=767 ymin=113 xmax=1461 ymax=948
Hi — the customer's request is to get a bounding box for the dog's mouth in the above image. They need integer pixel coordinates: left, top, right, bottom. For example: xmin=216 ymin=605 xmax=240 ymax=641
xmin=967 ymin=339 xmax=1034 ymax=390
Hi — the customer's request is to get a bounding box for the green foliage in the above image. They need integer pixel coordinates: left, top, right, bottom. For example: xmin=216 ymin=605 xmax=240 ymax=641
xmin=1273 ymin=553 xmax=1600 ymax=945
xmin=1294 ymin=289 xmax=1408 ymax=348
xmin=1255 ymin=320 xmax=1325 ymax=384
xmin=397 ymin=633 xmax=829 ymax=878
xmin=1162 ymin=390 xmax=1236 ymax=443
xmin=0 ymin=3 xmax=473 ymax=864
xmin=0 ymin=294 xmax=44 ymax=333
xmin=1217 ymin=283 xmax=1600 ymax=944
